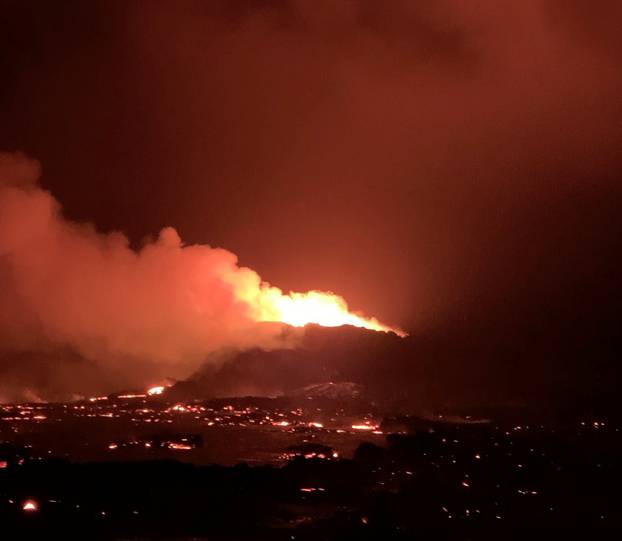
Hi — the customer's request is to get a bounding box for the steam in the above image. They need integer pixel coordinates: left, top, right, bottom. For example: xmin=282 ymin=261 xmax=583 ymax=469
xmin=0 ymin=152 xmax=302 ymax=401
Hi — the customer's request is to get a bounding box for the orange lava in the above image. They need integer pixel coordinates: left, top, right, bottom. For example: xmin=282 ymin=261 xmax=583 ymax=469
xmin=168 ymin=442 xmax=193 ymax=450
xmin=22 ymin=500 xmax=38 ymax=512
xmin=232 ymin=277 xmax=406 ymax=336
xmin=351 ymin=423 xmax=378 ymax=431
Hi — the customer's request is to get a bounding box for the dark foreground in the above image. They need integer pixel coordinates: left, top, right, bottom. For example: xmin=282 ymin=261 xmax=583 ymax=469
xmin=2 ymin=418 xmax=620 ymax=540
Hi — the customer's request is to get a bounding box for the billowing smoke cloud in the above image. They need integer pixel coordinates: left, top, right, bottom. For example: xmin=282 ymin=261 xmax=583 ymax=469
xmin=0 ymin=152 xmax=302 ymax=401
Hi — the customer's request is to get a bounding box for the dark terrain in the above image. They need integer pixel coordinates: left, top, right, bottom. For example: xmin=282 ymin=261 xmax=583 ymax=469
xmin=2 ymin=328 xmax=620 ymax=539
xmin=1 ymin=389 xmax=620 ymax=539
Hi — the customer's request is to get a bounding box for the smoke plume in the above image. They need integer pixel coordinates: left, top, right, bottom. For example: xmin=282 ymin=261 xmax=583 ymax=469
xmin=0 ymin=152 xmax=304 ymax=401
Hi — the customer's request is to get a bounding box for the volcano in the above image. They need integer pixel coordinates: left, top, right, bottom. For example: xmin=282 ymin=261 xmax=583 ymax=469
xmin=168 ymin=324 xmax=414 ymax=403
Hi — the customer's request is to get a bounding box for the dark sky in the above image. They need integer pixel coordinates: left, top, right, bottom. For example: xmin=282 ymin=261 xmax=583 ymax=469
xmin=1 ymin=1 xmax=621 ymax=403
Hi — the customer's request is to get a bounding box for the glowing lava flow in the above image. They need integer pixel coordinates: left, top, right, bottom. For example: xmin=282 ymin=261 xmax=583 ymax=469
xmin=233 ymin=278 xmax=406 ymax=336
xmin=22 ymin=500 xmax=38 ymax=512
xmin=147 ymin=385 xmax=165 ymax=396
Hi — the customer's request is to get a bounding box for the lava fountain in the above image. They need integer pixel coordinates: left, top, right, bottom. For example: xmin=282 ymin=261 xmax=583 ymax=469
xmin=231 ymin=275 xmax=406 ymax=337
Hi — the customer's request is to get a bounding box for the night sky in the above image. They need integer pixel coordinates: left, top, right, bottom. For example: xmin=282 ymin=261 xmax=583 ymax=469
xmin=1 ymin=1 xmax=621 ymax=404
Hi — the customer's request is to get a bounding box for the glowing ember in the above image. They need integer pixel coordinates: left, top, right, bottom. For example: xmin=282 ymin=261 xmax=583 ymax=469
xmin=147 ymin=385 xmax=165 ymax=396
xmin=351 ymin=423 xmax=378 ymax=431
xmin=231 ymin=277 xmax=406 ymax=336
xmin=168 ymin=442 xmax=193 ymax=450
xmin=22 ymin=500 xmax=38 ymax=512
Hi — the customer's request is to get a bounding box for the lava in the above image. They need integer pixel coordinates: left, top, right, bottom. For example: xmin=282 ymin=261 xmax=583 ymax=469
xmin=351 ymin=423 xmax=378 ymax=431
xmin=22 ymin=500 xmax=38 ymax=512
xmin=234 ymin=281 xmax=406 ymax=336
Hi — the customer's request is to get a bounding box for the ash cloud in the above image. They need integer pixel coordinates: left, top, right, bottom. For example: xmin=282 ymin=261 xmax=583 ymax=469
xmin=0 ymin=152 xmax=296 ymax=402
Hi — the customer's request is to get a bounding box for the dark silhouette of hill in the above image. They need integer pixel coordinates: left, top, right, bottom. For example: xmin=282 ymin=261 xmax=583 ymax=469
xmin=169 ymin=325 xmax=413 ymax=403
xmin=169 ymin=322 xmax=621 ymax=418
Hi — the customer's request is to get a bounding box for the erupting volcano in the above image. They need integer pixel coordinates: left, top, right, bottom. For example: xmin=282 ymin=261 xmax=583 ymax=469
xmin=0 ymin=152 xmax=405 ymax=402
